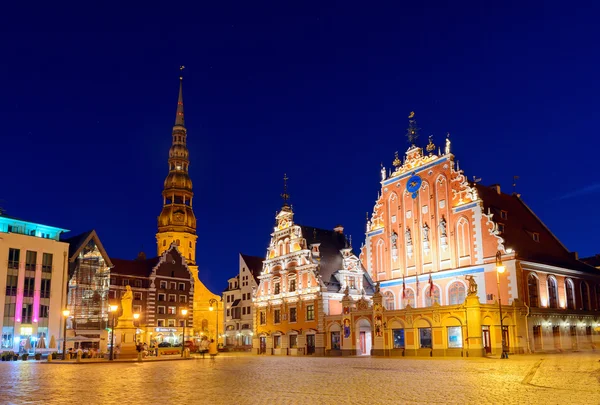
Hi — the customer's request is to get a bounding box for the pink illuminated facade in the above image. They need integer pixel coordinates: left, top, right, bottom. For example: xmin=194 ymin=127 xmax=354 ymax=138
xmin=0 ymin=213 xmax=69 ymax=352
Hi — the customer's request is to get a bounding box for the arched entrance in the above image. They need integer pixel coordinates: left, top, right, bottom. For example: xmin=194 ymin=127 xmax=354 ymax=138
xmin=356 ymin=318 xmax=372 ymax=356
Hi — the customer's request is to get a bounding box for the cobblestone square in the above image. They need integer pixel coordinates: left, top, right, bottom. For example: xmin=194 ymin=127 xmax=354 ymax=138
xmin=0 ymin=352 xmax=598 ymax=404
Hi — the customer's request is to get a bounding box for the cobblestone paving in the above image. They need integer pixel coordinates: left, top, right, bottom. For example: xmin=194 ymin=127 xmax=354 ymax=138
xmin=0 ymin=352 xmax=599 ymax=404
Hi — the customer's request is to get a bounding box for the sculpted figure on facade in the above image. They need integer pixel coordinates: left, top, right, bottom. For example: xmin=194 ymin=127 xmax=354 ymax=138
xmin=438 ymin=217 xmax=447 ymax=237
xmin=121 ymin=285 xmax=133 ymax=319
xmin=465 ymin=275 xmax=477 ymax=296
xmin=422 ymin=223 xmax=430 ymax=242
xmin=405 ymin=227 xmax=412 ymax=246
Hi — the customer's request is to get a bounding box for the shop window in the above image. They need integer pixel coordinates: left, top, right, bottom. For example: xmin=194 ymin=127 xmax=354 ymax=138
xmin=447 ymin=326 xmax=463 ymax=348
xmin=289 ymin=334 xmax=297 ymax=348
xmin=273 ymin=335 xmax=281 ymax=348
xmin=393 ymin=329 xmax=405 ymax=348
xmin=419 ymin=328 xmax=432 ymax=348
xmin=331 ymin=331 xmax=341 ymax=350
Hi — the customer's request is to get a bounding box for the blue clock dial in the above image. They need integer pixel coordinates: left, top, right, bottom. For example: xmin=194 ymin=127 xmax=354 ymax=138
xmin=406 ymin=174 xmax=422 ymax=199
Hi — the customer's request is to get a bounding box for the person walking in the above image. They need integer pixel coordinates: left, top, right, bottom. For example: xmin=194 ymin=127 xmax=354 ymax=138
xmin=208 ymin=339 xmax=218 ymax=361
xmin=199 ymin=337 xmax=209 ymax=359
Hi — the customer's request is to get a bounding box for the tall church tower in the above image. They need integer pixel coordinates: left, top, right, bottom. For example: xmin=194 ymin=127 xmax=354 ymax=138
xmin=156 ymin=73 xmax=198 ymax=264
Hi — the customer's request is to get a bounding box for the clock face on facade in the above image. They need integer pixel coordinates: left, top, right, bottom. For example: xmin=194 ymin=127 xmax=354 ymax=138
xmin=406 ymin=173 xmax=422 ymax=199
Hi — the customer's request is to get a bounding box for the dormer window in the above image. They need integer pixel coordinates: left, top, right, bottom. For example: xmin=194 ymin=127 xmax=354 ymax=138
xmin=497 ymin=223 xmax=505 ymax=234
xmin=532 ymin=232 xmax=539 ymax=242
xmin=500 ymin=210 xmax=508 ymax=220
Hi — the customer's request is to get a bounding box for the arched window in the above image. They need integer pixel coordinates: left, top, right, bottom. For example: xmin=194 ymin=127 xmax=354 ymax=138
xmin=384 ymin=291 xmax=395 ymax=310
xmin=565 ymin=279 xmax=575 ymax=310
xmin=580 ymin=281 xmax=590 ymax=310
xmin=425 ymin=285 xmax=441 ymax=307
xmin=547 ymin=277 xmax=558 ymax=308
xmin=404 ymin=288 xmax=415 ymax=308
xmin=448 ymin=282 xmax=466 ymax=305
xmin=527 ymin=274 xmax=539 ymax=308
xmin=278 ymin=241 xmax=284 ymax=256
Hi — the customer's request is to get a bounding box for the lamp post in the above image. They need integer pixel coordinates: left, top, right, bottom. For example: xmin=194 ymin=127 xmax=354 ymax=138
xmin=495 ymin=251 xmax=508 ymax=359
xmin=209 ymin=298 xmax=220 ymax=347
xmin=109 ymin=304 xmax=118 ymax=361
xmin=62 ymin=310 xmax=70 ymax=360
xmin=181 ymin=309 xmax=188 ymax=357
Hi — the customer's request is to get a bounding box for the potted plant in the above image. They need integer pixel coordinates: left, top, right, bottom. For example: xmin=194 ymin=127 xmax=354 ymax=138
xmin=21 ymin=353 xmax=29 ymax=361
xmin=12 ymin=353 xmax=18 ymax=361
xmin=51 ymin=352 xmax=58 ymax=360
xmin=34 ymin=353 xmax=42 ymax=361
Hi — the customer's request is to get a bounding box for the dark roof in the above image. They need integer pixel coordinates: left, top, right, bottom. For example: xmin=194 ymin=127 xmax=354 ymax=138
xmin=61 ymin=229 xmax=113 ymax=268
xmin=110 ymin=256 xmax=160 ymax=277
xmin=62 ymin=230 xmax=95 ymax=259
xmin=241 ymin=254 xmax=264 ymax=282
xmin=475 ymin=184 xmax=599 ymax=274
xmin=581 ymin=255 xmax=600 ymax=268
xmin=300 ymin=225 xmax=374 ymax=294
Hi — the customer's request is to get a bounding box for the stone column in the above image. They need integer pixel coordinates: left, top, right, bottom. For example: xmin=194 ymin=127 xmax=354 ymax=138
xmin=464 ymin=293 xmax=483 ymax=357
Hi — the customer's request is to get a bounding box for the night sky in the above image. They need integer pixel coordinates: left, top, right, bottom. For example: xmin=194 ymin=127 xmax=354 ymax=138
xmin=2 ymin=2 xmax=599 ymax=293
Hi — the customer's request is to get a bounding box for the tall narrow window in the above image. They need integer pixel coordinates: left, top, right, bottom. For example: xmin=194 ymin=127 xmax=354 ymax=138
xmin=565 ymin=279 xmax=575 ymax=309
xmin=448 ymin=282 xmax=466 ymax=305
xmin=581 ymin=281 xmax=590 ymax=311
xmin=8 ymin=249 xmax=20 ymax=269
xmin=23 ymin=278 xmax=35 ymax=297
xmin=456 ymin=218 xmax=471 ymax=258
xmin=25 ymin=251 xmax=37 ymax=271
xmin=42 ymin=253 xmax=53 ymax=273
xmin=527 ymin=274 xmax=539 ymax=308
xmin=547 ymin=277 xmax=558 ymax=308
xmin=289 ymin=279 xmax=296 ymax=292
xmin=40 ymin=279 xmax=51 ymax=299
xmin=306 ymin=304 xmax=315 ymax=321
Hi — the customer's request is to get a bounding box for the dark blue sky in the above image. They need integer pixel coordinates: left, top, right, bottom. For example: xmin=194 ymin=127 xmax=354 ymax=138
xmin=2 ymin=2 xmax=599 ymax=293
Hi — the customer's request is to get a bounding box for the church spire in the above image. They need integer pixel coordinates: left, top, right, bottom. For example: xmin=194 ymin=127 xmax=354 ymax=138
xmin=175 ymin=66 xmax=185 ymax=127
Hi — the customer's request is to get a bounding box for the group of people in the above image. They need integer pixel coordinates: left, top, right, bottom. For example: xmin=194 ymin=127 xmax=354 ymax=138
xmin=198 ymin=337 xmax=218 ymax=359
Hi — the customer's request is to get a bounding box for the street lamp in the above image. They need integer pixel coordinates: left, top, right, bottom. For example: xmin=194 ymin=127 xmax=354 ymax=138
xmin=209 ymin=298 xmax=220 ymax=347
xmin=496 ymin=251 xmax=508 ymax=359
xmin=109 ymin=304 xmax=118 ymax=361
xmin=181 ymin=309 xmax=188 ymax=357
xmin=62 ymin=310 xmax=70 ymax=360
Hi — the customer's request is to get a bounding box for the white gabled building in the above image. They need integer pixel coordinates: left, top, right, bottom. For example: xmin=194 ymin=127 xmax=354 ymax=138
xmin=222 ymin=254 xmax=262 ymax=349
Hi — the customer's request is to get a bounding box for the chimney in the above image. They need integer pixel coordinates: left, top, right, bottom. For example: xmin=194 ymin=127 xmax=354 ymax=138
xmin=490 ymin=184 xmax=501 ymax=195
xmin=571 ymin=251 xmax=579 ymax=260
xmin=333 ymin=224 xmax=344 ymax=234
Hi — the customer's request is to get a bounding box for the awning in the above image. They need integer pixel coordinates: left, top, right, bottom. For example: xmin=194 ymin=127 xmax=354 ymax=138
xmin=231 ymin=299 xmax=241 ymax=308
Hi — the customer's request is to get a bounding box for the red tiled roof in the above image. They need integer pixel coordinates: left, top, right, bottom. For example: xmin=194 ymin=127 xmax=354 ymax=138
xmin=110 ymin=256 xmax=159 ymax=277
xmin=476 ymin=184 xmax=599 ymax=274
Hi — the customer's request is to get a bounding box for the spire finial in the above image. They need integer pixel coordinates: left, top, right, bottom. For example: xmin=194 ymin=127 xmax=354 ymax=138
xmin=175 ymin=68 xmax=185 ymax=126
xmin=281 ymin=173 xmax=290 ymax=206
xmin=406 ymin=111 xmax=420 ymax=145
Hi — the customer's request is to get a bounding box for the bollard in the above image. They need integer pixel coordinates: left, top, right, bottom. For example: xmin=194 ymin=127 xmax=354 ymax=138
xmin=47 ymin=354 xmax=52 ymax=363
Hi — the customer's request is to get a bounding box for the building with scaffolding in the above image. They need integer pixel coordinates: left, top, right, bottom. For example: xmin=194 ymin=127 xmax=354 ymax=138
xmin=63 ymin=230 xmax=112 ymax=352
